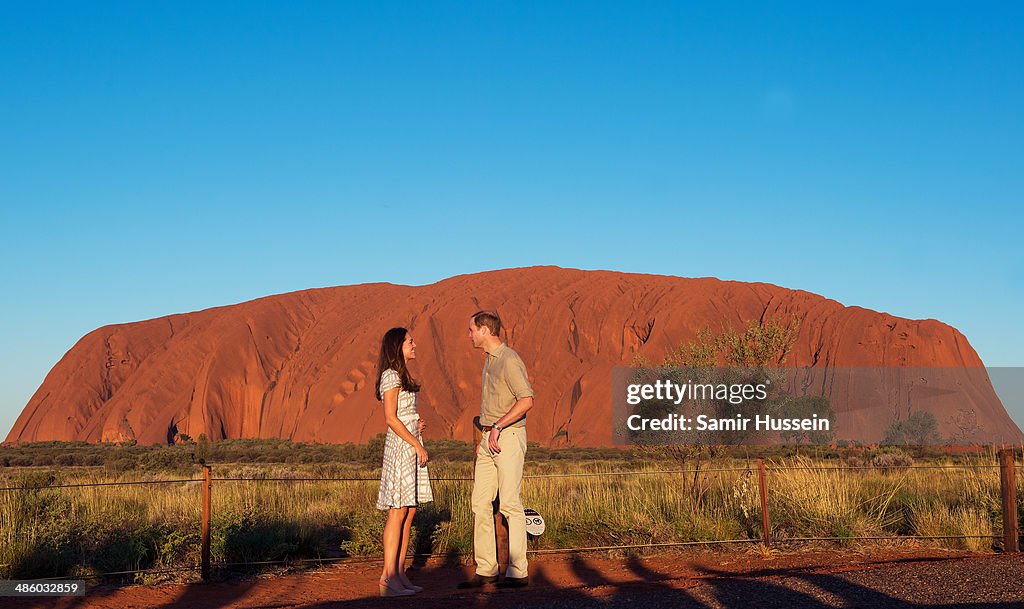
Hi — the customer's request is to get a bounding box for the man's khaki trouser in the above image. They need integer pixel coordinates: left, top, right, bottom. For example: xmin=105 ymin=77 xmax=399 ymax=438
xmin=471 ymin=426 xmax=528 ymax=578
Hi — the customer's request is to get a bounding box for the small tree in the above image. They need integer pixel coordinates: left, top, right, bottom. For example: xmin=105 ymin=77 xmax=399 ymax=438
xmin=947 ymin=408 xmax=983 ymax=444
xmin=883 ymin=411 xmax=942 ymax=445
xmin=779 ymin=395 xmax=836 ymax=445
xmin=673 ymin=315 xmax=801 ymax=445
xmin=638 ymin=315 xmax=802 ymax=511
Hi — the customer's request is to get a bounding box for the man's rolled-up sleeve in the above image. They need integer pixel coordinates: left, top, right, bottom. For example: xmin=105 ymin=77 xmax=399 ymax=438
xmin=506 ymin=356 xmax=535 ymax=400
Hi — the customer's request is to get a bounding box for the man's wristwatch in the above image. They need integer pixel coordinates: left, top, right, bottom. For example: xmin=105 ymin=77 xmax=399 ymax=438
xmin=492 ymin=424 xmax=503 ymax=433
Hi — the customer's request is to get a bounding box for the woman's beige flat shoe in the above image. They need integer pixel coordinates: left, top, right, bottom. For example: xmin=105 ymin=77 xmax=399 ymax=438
xmin=379 ymin=577 xmax=416 ymax=596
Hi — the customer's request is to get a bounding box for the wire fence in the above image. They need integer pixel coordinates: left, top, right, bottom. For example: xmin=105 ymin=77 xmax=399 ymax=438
xmin=2 ymin=450 xmax=1020 ymax=582
xmin=0 ymin=462 xmax=1009 ymax=490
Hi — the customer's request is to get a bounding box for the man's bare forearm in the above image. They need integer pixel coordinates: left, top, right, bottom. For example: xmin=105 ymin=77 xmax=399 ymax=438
xmin=494 ymin=396 xmax=534 ymax=428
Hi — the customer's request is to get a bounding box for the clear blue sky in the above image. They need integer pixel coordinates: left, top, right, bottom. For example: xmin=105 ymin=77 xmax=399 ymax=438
xmin=2 ymin=2 xmax=1022 ymax=438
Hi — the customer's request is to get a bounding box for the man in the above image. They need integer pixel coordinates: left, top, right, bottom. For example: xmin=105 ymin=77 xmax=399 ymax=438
xmin=459 ymin=310 xmax=534 ymax=589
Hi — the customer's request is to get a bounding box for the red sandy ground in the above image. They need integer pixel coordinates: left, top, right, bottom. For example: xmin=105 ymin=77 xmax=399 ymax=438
xmin=9 ymin=547 xmax=1024 ymax=609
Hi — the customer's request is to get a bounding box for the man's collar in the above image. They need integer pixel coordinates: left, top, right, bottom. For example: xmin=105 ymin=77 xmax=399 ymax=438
xmin=485 ymin=341 xmax=506 ymax=357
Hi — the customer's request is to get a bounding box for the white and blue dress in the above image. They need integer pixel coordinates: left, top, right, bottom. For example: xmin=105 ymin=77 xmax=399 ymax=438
xmin=376 ymin=368 xmax=433 ymax=509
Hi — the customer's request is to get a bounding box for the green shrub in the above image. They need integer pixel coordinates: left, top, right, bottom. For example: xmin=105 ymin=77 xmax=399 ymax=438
xmin=212 ymin=504 xmax=323 ymax=566
xmin=339 ymin=510 xmax=385 ymax=556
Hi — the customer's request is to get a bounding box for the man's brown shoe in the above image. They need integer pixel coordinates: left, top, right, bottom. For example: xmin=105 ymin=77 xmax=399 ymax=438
xmin=457 ymin=574 xmax=498 ymax=589
xmin=496 ymin=577 xmax=529 ymax=589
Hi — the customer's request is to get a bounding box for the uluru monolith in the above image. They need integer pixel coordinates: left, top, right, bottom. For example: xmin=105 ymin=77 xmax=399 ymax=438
xmin=7 ymin=267 xmax=1021 ymax=446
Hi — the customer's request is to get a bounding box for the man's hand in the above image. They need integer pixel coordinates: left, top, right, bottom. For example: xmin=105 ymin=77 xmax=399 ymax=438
xmin=417 ymin=418 xmax=426 ymax=436
xmin=488 ymin=428 xmax=501 ymax=453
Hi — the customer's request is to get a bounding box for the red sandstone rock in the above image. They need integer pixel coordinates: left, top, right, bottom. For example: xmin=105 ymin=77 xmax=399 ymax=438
xmin=7 ymin=267 xmax=1022 ymax=446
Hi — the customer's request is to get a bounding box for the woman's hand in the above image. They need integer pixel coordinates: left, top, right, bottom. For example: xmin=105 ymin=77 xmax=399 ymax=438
xmin=415 ymin=444 xmax=429 ymax=467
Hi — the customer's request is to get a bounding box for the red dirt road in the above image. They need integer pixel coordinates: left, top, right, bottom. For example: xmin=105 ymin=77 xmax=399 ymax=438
xmin=9 ymin=548 xmax=1024 ymax=609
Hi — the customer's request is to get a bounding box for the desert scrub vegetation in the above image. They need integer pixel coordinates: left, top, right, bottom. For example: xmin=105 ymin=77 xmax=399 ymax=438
xmin=0 ymin=441 xmax=1016 ymax=582
xmin=0 ymin=437 xmax=634 ymax=470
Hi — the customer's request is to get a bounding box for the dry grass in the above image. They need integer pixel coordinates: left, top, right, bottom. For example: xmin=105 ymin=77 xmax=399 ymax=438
xmin=0 ymin=454 xmax=1013 ymax=581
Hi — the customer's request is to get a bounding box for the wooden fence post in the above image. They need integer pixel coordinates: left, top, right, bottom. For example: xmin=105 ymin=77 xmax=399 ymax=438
xmin=999 ymin=449 xmax=1019 ymax=552
xmin=201 ymin=464 xmax=212 ymax=580
xmin=757 ymin=458 xmax=771 ymax=546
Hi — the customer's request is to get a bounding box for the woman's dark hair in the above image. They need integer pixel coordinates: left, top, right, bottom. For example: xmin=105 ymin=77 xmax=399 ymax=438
xmin=375 ymin=327 xmax=421 ymax=400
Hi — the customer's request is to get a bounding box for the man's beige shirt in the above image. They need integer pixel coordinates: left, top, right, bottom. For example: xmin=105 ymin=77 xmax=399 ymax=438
xmin=481 ymin=342 xmax=534 ymax=428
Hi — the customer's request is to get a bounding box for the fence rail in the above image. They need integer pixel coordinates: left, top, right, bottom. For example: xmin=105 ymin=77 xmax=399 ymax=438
xmin=2 ymin=449 xmax=1020 ymax=581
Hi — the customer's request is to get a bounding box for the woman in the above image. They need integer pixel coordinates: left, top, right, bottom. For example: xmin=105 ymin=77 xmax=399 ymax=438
xmin=375 ymin=327 xmax=432 ymax=596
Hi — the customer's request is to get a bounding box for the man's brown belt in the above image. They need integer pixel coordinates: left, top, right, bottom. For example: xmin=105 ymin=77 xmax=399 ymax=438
xmin=474 ymin=416 xmax=525 ymax=433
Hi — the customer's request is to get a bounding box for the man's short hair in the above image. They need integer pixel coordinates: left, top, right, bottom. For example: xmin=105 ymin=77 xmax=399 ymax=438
xmin=471 ymin=310 xmax=502 ymax=337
